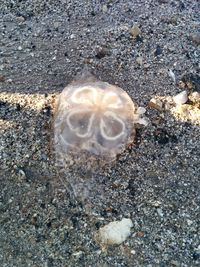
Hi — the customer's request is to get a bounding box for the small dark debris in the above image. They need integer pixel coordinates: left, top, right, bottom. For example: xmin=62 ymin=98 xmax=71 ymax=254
xmin=95 ymin=47 xmax=110 ymax=59
xmin=43 ymin=106 xmax=51 ymax=116
xmin=71 ymin=216 xmax=79 ymax=227
xmin=36 ymin=234 xmax=46 ymax=243
xmin=31 ymin=214 xmax=38 ymax=226
xmin=47 ymin=258 xmax=54 ymax=267
xmin=170 ymin=135 xmax=178 ymax=143
xmin=179 ymin=1 xmax=185 ymax=10
xmin=46 ymin=221 xmax=52 ymax=228
xmin=95 ymin=221 xmax=103 ymax=229
xmin=154 ymin=129 xmax=170 ymax=145
xmin=134 ymin=129 xmax=142 ymax=147
xmin=157 ymin=0 xmax=169 ymax=3
xmin=183 ymin=122 xmax=192 ymax=129
xmin=0 ymin=76 xmax=5 ymax=82
xmin=127 ymin=179 xmax=137 ymax=197
xmin=40 ymin=203 xmax=45 ymax=208
xmin=0 ymin=100 xmax=6 ymax=107
xmin=181 ymin=73 xmax=200 ymax=92
xmin=154 ymin=45 xmax=162 ymax=56
xmin=31 ymin=44 xmax=36 ymax=50
xmin=16 ymin=103 xmax=21 ymax=111
xmin=193 ymin=252 xmax=200 ymax=261
xmin=136 ymin=35 xmax=143 ymax=43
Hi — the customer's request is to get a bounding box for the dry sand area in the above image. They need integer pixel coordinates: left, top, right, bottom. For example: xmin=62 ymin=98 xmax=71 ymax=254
xmin=0 ymin=1 xmax=200 ymax=266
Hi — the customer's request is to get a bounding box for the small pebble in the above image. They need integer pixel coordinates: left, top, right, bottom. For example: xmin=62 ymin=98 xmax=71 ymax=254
xmin=95 ymin=47 xmax=110 ymax=59
xmin=131 ymin=249 xmax=136 ymax=255
xmin=129 ymin=25 xmax=141 ymax=37
xmin=170 ymin=260 xmax=180 ymax=266
xmin=137 ymin=107 xmax=146 ymax=114
xmin=136 ymin=57 xmax=143 ymax=66
xmin=173 ymin=90 xmax=188 ymax=105
xmin=97 ymin=218 xmax=133 ymax=246
xmin=187 ymin=219 xmax=193 ymax=226
xmin=18 ymin=169 xmax=26 ymax=178
xmin=148 ymin=98 xmax=163 ymax=111
xmin=16 ymin=16 xmax=25 ymax=22
xmin=102 ymin=4 xmax=108 ymax=13
xmin=72 ymin=251 xmax=83 ymax=257
xmin=190 ymin=32 xmax=200 ymax=45
xmin=0 ymin=76 xmax=5 ymax=82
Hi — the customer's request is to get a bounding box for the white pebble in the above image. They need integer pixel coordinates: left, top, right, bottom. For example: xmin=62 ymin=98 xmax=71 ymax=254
xmin=187 ymin=219 xmax=193 ymax=226
xmin=173 ymin=90 xmax=188 ymax=105
xmin=131 ymin=249 xmax=136 ymax=255
xmin=137 ymin=107 xmax=146 ymax=114
xmin=97 ymin=218 xmax=133 ymax=245
xmin=137 ymin=117 xmax=149 ymax=126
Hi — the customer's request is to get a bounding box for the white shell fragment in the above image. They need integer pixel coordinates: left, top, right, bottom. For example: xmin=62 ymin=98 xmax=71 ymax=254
xmin=54 ymin=73 xmax=147 ymax=168
xmin=97 ymin=218 xmax=133 ymax=246
xmin=173 ymin=90 xmax=188 ymax=105
xmin=168 ymin=69 xmax=176 ymax=83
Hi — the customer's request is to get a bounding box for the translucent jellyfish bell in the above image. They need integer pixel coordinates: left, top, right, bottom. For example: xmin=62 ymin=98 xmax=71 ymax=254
xmin=54 ymin=72 xmax=147 ymax=170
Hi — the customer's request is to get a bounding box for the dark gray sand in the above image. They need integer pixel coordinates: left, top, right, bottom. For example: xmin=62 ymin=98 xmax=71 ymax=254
xmin=0 ymin=0 xmax=200 ymax=266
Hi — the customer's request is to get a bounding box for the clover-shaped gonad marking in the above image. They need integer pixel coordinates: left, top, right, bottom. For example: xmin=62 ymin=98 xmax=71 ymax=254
xmin=54 ymin=78 xmax=146 ymax=165
xmin=66 ymin=86 xmax=126 ymax=142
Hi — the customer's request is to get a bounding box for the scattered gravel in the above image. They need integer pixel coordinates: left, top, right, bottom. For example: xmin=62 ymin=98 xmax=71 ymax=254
xmin=0 ymin=1 xmax=200 ymax=267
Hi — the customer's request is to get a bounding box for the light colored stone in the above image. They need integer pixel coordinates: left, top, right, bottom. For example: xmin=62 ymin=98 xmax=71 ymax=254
xmin=173 ymin=90 xmax=188 ymax=105
xmin=97 ymin=218 xmax=133 ymax=245
xmin=129 ymin=25 xmax=141 ymax=37
xmin=190 ymin=33 xmax=200 ymax=45
xmin=170 ymin=260 xmax=180 ymax=267
xmin=102 ymin=5 xmax=108 ymax=13
xmin=131 ymin=249 xmax=136 ymax=255
xmin=148 ymin=98 xmax=163 ymax=111
xmin=16 ymin=16 xmax=25 ymax=22
xmin=136 ymin=57 xmax=143 ymax=66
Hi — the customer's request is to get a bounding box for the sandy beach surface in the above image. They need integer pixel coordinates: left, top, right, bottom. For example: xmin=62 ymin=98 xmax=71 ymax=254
xmin=0 ymin=1 xmax=200 ymax=266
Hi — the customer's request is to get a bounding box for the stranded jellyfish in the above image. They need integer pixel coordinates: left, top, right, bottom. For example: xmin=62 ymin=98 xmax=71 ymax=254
xmin=54 ymin=73 xmax=147 ymax=170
